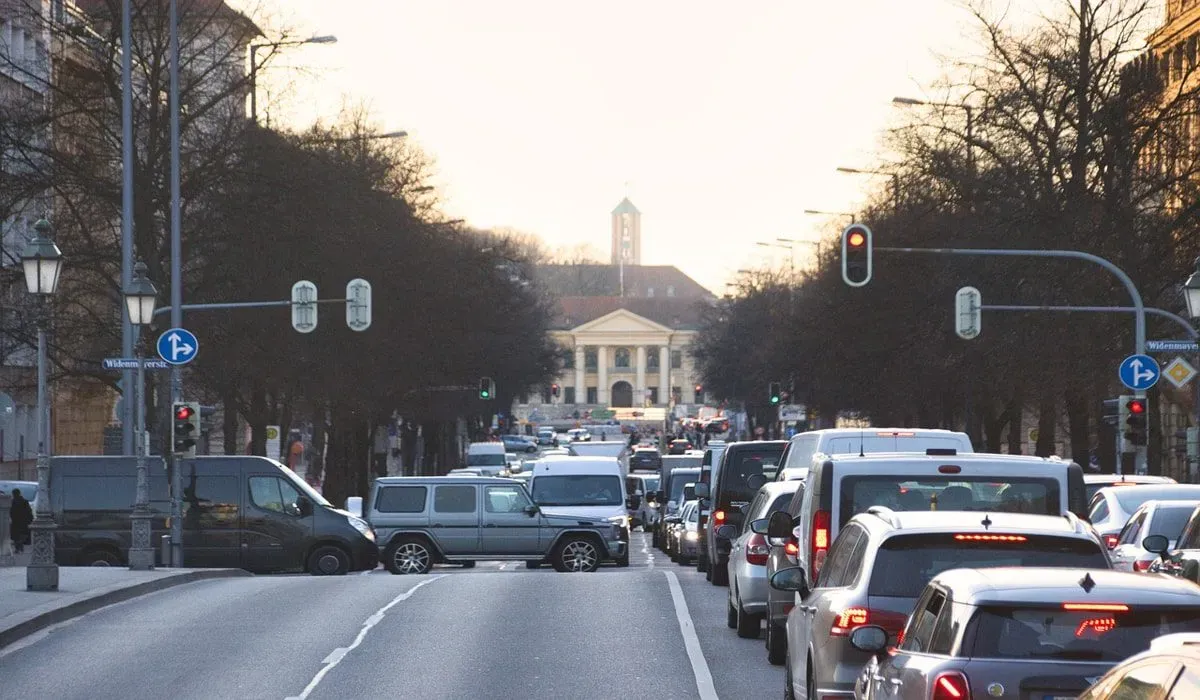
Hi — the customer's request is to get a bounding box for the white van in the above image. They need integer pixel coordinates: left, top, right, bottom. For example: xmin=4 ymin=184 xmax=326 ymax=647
xmin=567 ymin=441 xmax=631 ymax=473
xmin=528 ymin=456 xmax=630 ymax=566
xmin=776 ymin=450 xmax=1088 ymax=586
xmin=774 ymin=428 xmax=974 ymax=482
xmin=465 ymin=442 xmax=506 ymax=476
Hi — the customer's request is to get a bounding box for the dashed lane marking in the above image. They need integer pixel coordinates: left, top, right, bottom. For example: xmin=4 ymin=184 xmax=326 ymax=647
xmin=664 ymin=570 xmax=719 ymax=700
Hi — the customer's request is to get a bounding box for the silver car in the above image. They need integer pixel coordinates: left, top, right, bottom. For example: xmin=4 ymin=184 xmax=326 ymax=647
xmin=1109 ymin=499 xmax=1200 ymax=572
xmin=721 ymin=480 xmax=802 ymax=639
xmin=852 ymin=568 xmax=1200 ymax=700
xmin=671 ymin=500 xmax=700 ymax=564
xmin=1089 ymin=484 xmax=1200 ymax=549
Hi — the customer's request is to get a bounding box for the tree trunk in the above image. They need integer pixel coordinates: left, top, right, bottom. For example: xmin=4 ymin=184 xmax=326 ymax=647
xmin=1148 ymin=389 xmax=1163 ymax=476
xmin=222 ymin=386 xmax=240 ymax=456
xmin=1006 ymin=397 xmax=1023 ymax=455
xmin=1035 ymin=391 xmax=1056 ymax=457
xmin=982 ymin=402 xmax=1007 ymax=452
xmin=1065 ymin=387 xmax=1091 ymax=467
xmin=248 ymin=385 xmax=267 ymax=456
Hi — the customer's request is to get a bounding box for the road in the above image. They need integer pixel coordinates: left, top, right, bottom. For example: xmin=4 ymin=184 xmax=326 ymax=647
xmin=0 ymin=533 xmax=783 ymax=699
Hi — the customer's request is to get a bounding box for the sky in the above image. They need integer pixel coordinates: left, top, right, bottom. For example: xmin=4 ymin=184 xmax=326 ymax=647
xmin=230 ymin=0 xmax=1129 ymax=293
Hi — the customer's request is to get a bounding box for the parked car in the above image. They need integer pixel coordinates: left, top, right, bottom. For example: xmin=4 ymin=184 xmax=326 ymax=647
xmin=719 ymin=480 xmax=802 ymax=639
xmin=850 ymin=568 xmax=1200 ymax=700
xmin=501 ymin=434 xmax=539 ymax=454
xmin=1110 ymin=499 xmax=1200 ymax=571
xmin=1084 ymin=473 xmax=1176 ymax=502
xmin=367 ymin=476 xmax=625 ymax=573
xmin=1079 ymin=632 xmax=1200 ymax=699
xmin=774 ymin=427 xmax=973 ymax=482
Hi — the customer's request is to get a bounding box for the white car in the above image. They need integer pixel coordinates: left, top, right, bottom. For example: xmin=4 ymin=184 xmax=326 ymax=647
xmin=1089 ymin=484 xmax=1200 ymax=548
xmin=1110 ymin=499 xmax=1200 ymax=571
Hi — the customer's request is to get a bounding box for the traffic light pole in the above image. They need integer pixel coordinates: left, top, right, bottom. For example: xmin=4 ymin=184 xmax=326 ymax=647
xmin=880 ymin=246 xmax=1147 ymax=473
xmin=129 ymin=344 xmax=154 ymax=570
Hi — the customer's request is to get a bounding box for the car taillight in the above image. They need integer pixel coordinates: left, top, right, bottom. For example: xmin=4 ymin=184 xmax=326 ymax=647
xmin=714 ymin=510 xmax=726 ymax=524
xmin=746 ymin=534 xmax=769 ymax=565
xmin=1104 ymin=534 xmax=1119 ymax=549
xmin=932 ymin=671 xmax=969 ymax=700
xmin=829 ymin=607 xmax=907 ymax=637
xmin=1134 ymin=559 xmax=1152 ymax=572
xmin=811 ymin=509 xmax=830 ymax=578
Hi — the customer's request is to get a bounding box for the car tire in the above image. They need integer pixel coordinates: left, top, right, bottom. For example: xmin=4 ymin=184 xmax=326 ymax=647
xmin=525 ymin=560 xmax=542 ymax=569
xmin=736 ymin=601 xmax=762 ymax=639
xmin=726 ymin=597 xmax=738 ymax=629
xmin=79 ymin=547 xmax=122 ymax=567
xmin=766 ymin=622 xmax=787 ymax=665
xmin=384 ymin=538 xmax=434 ymax=575
xmin=307 ymin=545 xmax=351 ymax=576
xmin=615 ymin=552 xmax=630 ymax=567
xmin=711 ymin=559 xmax=729 ymax=586
xmin=552 ymin=537 xmax=602 ymax=573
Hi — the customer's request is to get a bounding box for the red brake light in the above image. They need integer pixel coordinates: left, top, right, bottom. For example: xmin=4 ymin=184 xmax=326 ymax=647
xmin=953 ymin=534 xmax=1027 ymax=542
xmin=938 ymin=465 xmax=961 ymax=474
xmin=829 ymin=607 xmax=907 ymax=637
xmin=811 ymin=509 xmax=830 ymax=578
xmin=1134 ymin=559 xmax=1152 ymax=572
xmin=746 ymin=534 xmax=769 ymax=565
xmin=1104 ymin=534 xmax=1119 ymax=549
xmin=932 ymin=672 xmax=969 ymax=700
xmin=1075 ymin=617 xmax=1116 ymax=637
xmin=1063 ymin=603 xmax=1130 ymax=612
xmin=714 ymin=510 xmax=726 ymax=523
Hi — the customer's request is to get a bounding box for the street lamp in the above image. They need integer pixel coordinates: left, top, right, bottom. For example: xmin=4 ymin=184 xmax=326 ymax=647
xmin=837 ymin=166 xmax=902 ymax=205
xmin=21 ymin=219 xmax=63 ymax=591
xmin=804 ymin=209 xmax=857 ymax=223
xmin=124 ymin=261 xmax=158 ymax=570
xmin=249 ymin=35 xmax=338 ymax=123
xmin=893 ymin=96 xmax=976 ymax=205
xmin=1184 ymin=257 xmax=1200 ymax=319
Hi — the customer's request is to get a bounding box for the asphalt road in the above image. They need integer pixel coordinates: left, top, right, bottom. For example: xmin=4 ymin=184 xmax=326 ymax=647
xmin=0 ymin=533 xmax=784 ymax=699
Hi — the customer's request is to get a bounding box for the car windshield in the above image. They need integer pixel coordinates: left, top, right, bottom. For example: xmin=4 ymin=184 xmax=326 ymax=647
xmin=642 ymin=476 xmax=660 ymax=492
xmin=670 ymin=471 xmax=700 ymax=502
xmin=272 ymin=460 xmax=332 ymax=508
xmin=686 ymin=503 xmax=699 ymax=523
xmin=966 ymin=606 xmax=1200 ymax=661
xmin=840 ymin=476 xmax=1061 ymax=525
xmin=467 ymin=453 xmax=506 ymax=467
xmin=1114 ymin=486 xmax=1200 ymax=514
xmin=868 ymin=533 xmax=1107 ymax=598
xmin=716 ymin=447 xmax=784 ymax=506
xmin=531 ymin=474 xmax=623 ymax=506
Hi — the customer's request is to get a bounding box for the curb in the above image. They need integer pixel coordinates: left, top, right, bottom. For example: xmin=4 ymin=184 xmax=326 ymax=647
xmin=0 ymin=568 xmax=251 ymax=651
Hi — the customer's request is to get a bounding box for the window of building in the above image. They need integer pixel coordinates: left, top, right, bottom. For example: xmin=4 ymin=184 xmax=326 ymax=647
xmin=540 ymin=387 xmax=552 ymax=404
xmin=564 ymin=387 xmax=576 ymax=404
xmin=647 ymin=287 xmax=655 ymax=298
xmin=585 ymin=348 xmax=598 ymax=371
xmin=672 ymin=386 xmax=683 ymax=404
xmin=563 ymin=349 xmax=575 ymax=369
xmin=670 ymin=350 xmax=682 ymax=369
xmin=666 ymin=285 xmax=675 ymax=297
xmin=614 ymin=348 xmax=631 ymax=367
xmin=648 ymin=387 xmax=659 ymax=404
xmin=646 ymin=348 xmax=660 ymax=369
xmin=586 ymin=387 xmax=598 ymax=404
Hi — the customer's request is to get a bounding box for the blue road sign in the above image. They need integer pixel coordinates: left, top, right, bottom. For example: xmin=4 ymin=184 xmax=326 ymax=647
xmin=157 ymin=328 xmax=198 ymax=366
xmin=1119 ymin=354 xmax=1160 ymax=391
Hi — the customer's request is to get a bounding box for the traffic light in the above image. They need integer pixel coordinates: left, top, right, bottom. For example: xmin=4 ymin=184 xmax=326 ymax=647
xmin=768 ymin=381 xmax=782 ymax=405
xmin=1124 ymin=397 xmax=1148 ymax=447
xmin=551 ymin=383 xmax=560 ymax=398
xmin=171 ymin=401 xmax=201 ymax=457
xmin=694 ymin=384 xmax=704 ymax=397
xmin=841 ymin=223 xmax=873 ymax=287
xmin=479 ymin=377 xmax=495 ymax=400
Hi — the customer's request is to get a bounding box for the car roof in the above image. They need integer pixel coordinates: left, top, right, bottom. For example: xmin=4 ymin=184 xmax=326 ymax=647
xmin=854 ymin=509 xmax=1092 ymax=538
xmin=757 ymin=480 xmax=803 ymax=498
xmin=791 ymin=427 xmax=969 ymax=439
xmin=1133 ymin=499 xmax=1200 ymax=513
xmin=930 ymin=567 xmax=1200 ymax=606
xmin=823 ymin=451 xmax=1069 ymax=466
xmin=1097 ymin=484 xmax=1200 ymax=502
xmin=716 ymin=440 xmax=787 ymax=451
xmin=375 ymin=475 xmax=522 ymax=485
xmin=1084 ymin=474 xmax=1174 ymax=484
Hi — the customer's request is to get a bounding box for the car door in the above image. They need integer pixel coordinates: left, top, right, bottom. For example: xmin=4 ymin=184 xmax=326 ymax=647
xmin=875 ymin=587 xmax=948 ymax=700
xmin=794 ymin=524 xmax=863 ymax=694
xmin=243 ymin=474 xmax=313 ymax=571
xmin=1112 ymin=509 xmax=1148 ymax=571
xmin=481 ymin=483 xmax=540 ymax=555
xmin=429 ymin=484 xmax=480 ymax=555
xmin=179 ymin=466 xmax=241 ymax=568
xmin=811 ymin=527 xmax=870 ymax=687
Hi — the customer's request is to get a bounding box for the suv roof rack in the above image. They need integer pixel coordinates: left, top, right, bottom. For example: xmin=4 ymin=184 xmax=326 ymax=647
xmin=866 ymin=505 xmax=901 ymax=528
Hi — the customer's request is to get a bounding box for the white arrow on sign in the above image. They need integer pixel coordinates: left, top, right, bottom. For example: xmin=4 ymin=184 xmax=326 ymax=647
xmin=1129 ymin=358 xmax=1156 ymax=386
xmin=168 ymin=332 xmax=194 ymax=361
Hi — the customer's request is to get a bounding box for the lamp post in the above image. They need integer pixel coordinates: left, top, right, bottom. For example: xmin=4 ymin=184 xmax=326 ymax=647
xmin=125 ymin=261 xmax=158 ymax=571
xmin=837 ymin=166 xmax=902 ymax=205
xmin=803 ymin=209 xmax=857 ymax=224
xmin=21 ymin=219 xmax=63 ymax=591
xmin=249 ymin=35 xmax=338 ymax=123
xmin=892 ymin=96 xmax=975 ymax=205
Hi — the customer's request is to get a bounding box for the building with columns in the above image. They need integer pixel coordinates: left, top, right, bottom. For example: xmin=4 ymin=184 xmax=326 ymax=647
xmin=513 ymin=198 xmax=714 ymax=424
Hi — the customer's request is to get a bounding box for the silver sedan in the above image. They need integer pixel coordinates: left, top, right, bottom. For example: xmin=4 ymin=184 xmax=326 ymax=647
xmin=720 ymin=480 xmax=802 ymax=639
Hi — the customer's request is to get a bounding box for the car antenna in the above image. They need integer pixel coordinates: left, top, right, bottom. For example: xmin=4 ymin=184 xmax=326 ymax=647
xmin=859 ymin=429 xmax=865 ymax=458
xmin=981 ymin=514 xmax=992 ymax=530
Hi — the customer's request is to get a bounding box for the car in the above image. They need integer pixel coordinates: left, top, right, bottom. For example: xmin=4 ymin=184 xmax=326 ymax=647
xmin=774 ymin=428 xmax=974 ymax=482
xmin=695 ymin=440 xmax=787 ymax=586
xmin=719 ymin=480 xmax=803 ymax=639
xmin=1084 ymin=473 xmax=1176 ymax=502
xmin=669 ymin=500 xmax=700 ymax=564
xmin=500 ymin=434 xmax=539 ymax=454
xmin=1148 ymin=505 xmax=1200 ymax=583
xmin=566 ymin=428 xmax=591 ymax=442
xmin=366 ymin=476 xmax=625 ymax=573
xmin=764 ymin=479 xmax=808 ymax=664
xmin=1090 ymin=484 xmax=1200 ymax=548
xmin=629 ymin=447 xmax=662 ymax=471
xmin=1110 ymin=499 xmax=1200 ymax=571
xmin=466 ymin=442 xmax=508 ymax=475
xmin=851 ymin=568 xmax=1200 ymax=700
xmin=655 ymin=466 xmax=700 ymax=550
xmin=695 ymin=442 xmax=728 ymax=574
xmin=527 ymin=455 xmax=630 ymax=567
xmin=668 ymin=439 xmax=694 ymax=455
xmin=625 ymin=473 xmax=661 ymax=530
xmin=0 ymin=479 xmax=37 ymax=512
xmin=790 ymin=450 xmax=1091 ymax=587
xmin=536 ymin=428 xmax=557 ymax=446
xmin=771 ymin=509 xmax=1110 ymax=700
xmin=1078 ymin=632 xmax=1200 ymax=698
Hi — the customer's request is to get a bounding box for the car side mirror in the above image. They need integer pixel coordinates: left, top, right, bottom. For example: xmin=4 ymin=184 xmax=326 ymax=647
xmin=715 ymin=524 xmax=737 ymax=540
xmin=345 ymin=496 xmax=363 ymax=519
xmin=296 ymin=496 xmax=313 ymax=517
xmin=524 ymin=504 xmax=540 ymax=516
xmin=750 ymin=518 xmax=770 ymax=535
xmin=768 ymin=511 xmax=793 ymax=539
xmin=693 ymin=483 xmax=710 ymax=498
xmin=849 ymin=625 xmax=889 ymax=654
xmin=1142 ymin=534 xmax=1170 ymax=556
xmin=746 ymin=473 xmax=768 ymax=491
xmin=769 ymin=566 xmax=810 ymax=596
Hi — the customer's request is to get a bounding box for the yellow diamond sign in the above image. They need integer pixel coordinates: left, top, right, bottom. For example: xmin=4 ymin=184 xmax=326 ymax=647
xmin=1164 ymin=357 xmax=1197 ymax=389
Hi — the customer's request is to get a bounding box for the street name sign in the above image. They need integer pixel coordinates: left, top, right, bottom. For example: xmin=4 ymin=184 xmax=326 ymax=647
xmin=1164 ymin=357 xmax=1198 ymax=389
xmin=778 ymin=404 xmax=807 ymax=422
xmin=1147 ymin=339 xmax=1200 ymax=353
xmin=103 ymin=357 xmax=169 ymax=370
xmin=157 ymin=328 xmax=198 ymax=365
xmin=1118 ymin=354 xmax=1160 ymax=391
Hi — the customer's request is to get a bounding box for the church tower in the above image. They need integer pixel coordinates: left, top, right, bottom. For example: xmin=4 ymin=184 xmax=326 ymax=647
xmin=611 ymin=197 xmax=641 ymax=265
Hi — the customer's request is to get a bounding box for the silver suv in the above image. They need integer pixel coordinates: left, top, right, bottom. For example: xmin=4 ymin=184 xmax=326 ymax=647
xmin=366 ymin=476 xmax=626 ymax=574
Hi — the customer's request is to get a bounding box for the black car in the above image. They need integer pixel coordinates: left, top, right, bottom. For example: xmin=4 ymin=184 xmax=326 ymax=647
xmin=629 ymin=448 xmax=662 ymax=470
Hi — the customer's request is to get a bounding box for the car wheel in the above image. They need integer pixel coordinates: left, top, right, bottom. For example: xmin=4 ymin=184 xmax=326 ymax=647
xmin=385 ymin=538 xmax=433 ymax=575
xmin=711 ymin=559 xmax=729 ymax=586
xmin=737 ymin=601 xmax=762 ymax=639
xmin=615 ymin=552 xmax=630 ymax=567
xmin=766 ymin=622 xmax=787 ymax=665
xmin=79 ymin=547 xmax=122 ymax=566
xmin=806 ymin=667 xmax=816 ymax=700
xmin=726 ymin=596 xmax=738 ymax=629
xmin=552 ymin=537 xmax=601 ymax=573
xmin=307 ymin=545 xmax=350 ymax=576
xmin=525 ymin=560 xmax=542 ymax=569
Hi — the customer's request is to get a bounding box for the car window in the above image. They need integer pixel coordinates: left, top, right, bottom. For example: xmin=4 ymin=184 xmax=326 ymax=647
xmin=839 ymin=475 xmax=1061 ymax=526
xmin=1179 ymin=509 xmax=1200 ymax=549
xmin=928 ymin=594 xmax=957 ymax=655
xmin=1151 ymin=505 xmax=1198 ymax=541
xmin=467 ymin=453 xmax=506 ymax=467
xmin=716 ymin=446 xmax=784 ymax=508
xmin=817 ymin=524 xmax=862 ymax=588
xmin=1119 ymin=511 xmax=1147 ymax=546
xmin=900 ymin=590 xmax=946 ymax=654
xmin=1114 ymin=486 xmax=1200 ymax=514
xmin=531 ymin=474 xmax=623 ymax=506
xmin=1168 ymin=664 xmax=1200 ymax=700
xmin=434 ymin=485 xmax=477 ymax=513
xmin=375 ymin=486 xmax=427 ymax=513
xmin=967 ymin=607 xmax=1200 ymax=661
xmin=840 ymin=532 xmax=870 ymax=588
xmin=182 ymin=472 xmax=240 ymax=528
xmin=484 ymin=485 xmax=532 ymax=513
xmin=248 ymin=476 xmax=302 ymax=516
xmin=1090 ymin=499 xmax=1110 ymax=523
xmin=782 ymin=434 xmax=819 ymax=469
xmin=741 ymin=492 xmax=767 ymax=534
xmin=686 ymin=505 xmax=699 ymax=523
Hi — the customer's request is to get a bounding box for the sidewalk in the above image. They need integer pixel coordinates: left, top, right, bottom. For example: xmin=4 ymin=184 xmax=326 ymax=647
xmin=0 ymin=563 xmax=250 ymax=650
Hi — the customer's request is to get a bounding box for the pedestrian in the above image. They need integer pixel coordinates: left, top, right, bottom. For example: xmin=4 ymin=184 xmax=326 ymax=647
xmin=10 ymin=488 xmax=32 ymax=554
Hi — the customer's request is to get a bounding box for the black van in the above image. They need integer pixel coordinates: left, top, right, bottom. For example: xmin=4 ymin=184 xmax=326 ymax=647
xmin=696 ymin=440 xmax=786 ymax=586
xmin=50 ymin=456 xmax=377 ymax=575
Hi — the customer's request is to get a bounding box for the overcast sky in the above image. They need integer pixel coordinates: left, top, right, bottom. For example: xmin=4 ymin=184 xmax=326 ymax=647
xmin=233 ymin=0 xmax=1135 ymax=293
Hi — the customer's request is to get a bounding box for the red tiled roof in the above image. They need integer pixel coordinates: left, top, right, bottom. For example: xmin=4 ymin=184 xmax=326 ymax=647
xmin=552 ymin=296 xmax=708 ymax=331
xmin=535 ymin=264 xmax=713 ymax=300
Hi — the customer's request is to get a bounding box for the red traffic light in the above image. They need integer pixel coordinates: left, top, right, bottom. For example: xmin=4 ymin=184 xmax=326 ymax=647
xmin=695 ymin=384 xmax=703 ymax=392
xmin=847 ymin=231 xmax=866 ymax=248
xmin=1127 ymin=399 xmax=1146 ymax=415
xmin=174 ymin=405 xmax=195 ymax=420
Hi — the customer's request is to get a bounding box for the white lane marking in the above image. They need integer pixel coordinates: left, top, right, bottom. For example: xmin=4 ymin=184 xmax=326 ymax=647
xmin=663 ymin=570 xmax=718 ymax=700
xmin=287 ymin=575 xmax=446 ymax=700
xmin=642 ymin=535 xmax=656 ymax=570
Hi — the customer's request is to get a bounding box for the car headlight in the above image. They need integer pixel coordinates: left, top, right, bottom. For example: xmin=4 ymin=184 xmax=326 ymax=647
xmin=608 ymin=515 xmax=629 ymax=528
xmin=648 ymin=502 xmax=659 ymax=508
xmin=685 ymin=531 xmax=699 ymax=541
xmin=348 ymin=516 xmax=375 ymax=541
